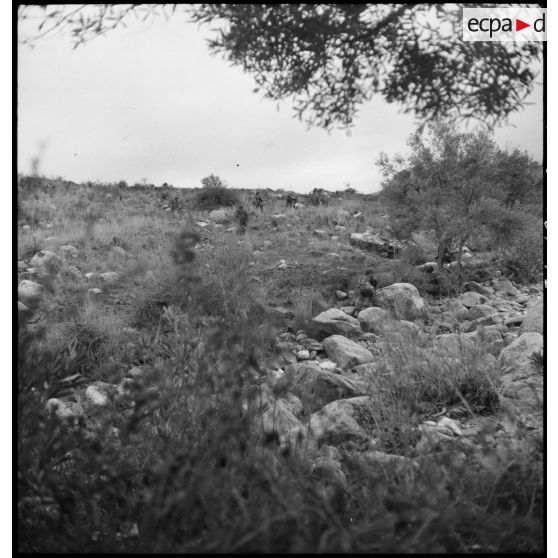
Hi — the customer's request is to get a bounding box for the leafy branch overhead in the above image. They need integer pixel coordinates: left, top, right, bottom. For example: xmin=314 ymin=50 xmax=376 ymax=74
xmin=19 ymin=3 xmax=542 ymax=129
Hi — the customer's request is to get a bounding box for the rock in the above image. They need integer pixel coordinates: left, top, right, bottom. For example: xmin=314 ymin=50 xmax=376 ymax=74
xmin=499 ymin=332 xmax=543 ymax=380
xmin=417 ymin=261 xmax=438 ymax=273
xmin=294 ymin=202 xmax=305 ymax=209
xmin=18 ymin=260 xmax=27 ymax=271
xmin=196 ymin=221 xmax=209 ymax=228
xmin=311 ymin=446 xmax=348 ymax=489
xmin=461 ymin=314 xmax=501 ymax=333
xmin=84 ymin=384 xmax=111 ymax=406
xmin=520 ymin=300 xmax=543 ymax=334
xmin=381 ymin=320 xmax=421 ymax=337
xmin=22 ymin=224 xmax=31 ymax=231
xmin=267 ymin=306 xmax=295 ymax=320
xmin=112 ymin=246 xmax=128 ymax=257
xmin=271 ymin=213 xmax=288 ymax=225
xmin=335 ymin=290 xmax=348 ymax=301
xmin=286 ymin=362 xmax=365 ymax=414
xmin=446 ymin=300 xmax=469 ymax=321
xmin=18 ymin=280 xmax=43 ymax=304
xmin=357 ymin=307 xmax=391 ymax=333
xmin=341 ymin=306 xmax=355 ymax=316
xmin=46 ymin=398 xmax=84 ymax=419
xmin=467 ymin=304 xmax=496 ymax=321
xmin=434 ymin=333 xmax=476 ymax=355
xmin=458 ymin=291 xmax=488 ymax=308
xmin=18 ymin=301 xmax=30 ymax=313
xmin=260 ymin=399 xmax=302 ymax=438
xmin=307 ymin=396 xmax=376 ymax=447
xmin=349 ymin=230 xmax=403 ymax=258
xmin=300 ymin=338 xmax=323 ymax=352
xmin=312 ymin=308 xmax=361 ymax=337
xmin=85 ymin=272 xmax=100 ymax=281
xmin=374 ymin=283 xmax=426 ymax=320
xmin=314 ymin=229 xmax=327 ymax=238
xmin=492 ymin=277 xmax=520 ymax=297
xmin=100 ymin=272 xmax=120 ymax=283
xmin=318 ymin=360 xmax=338 ymax=371
xmin=463 ymin=281 xmax=493 ymax=296
xmin=208 ymin=209 xmax=230 ymax=223
xmin=475 ymin=328 xmax=506 ymax=356
xmin=64 ymin=266 xmax=83 ymax=281
xmin=59 ymin=245 xmax=79 ymax=258
xmin=499 ymin=332 xmax=543 ymax=406
xmin=323 ymin=335 xmax=374 ymax=370
xmin=87 ymin=288 xmax=102 ymax=296
xmin=296 ymin=349 xmax=310 ymax=361
xmin=29 ymin=250 xmax=62 ymax=275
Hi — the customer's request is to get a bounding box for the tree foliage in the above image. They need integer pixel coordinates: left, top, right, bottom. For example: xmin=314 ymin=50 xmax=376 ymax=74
xmin=19 ymin=4 xmax=542 ymax=130
xmin=377 ymin=119 xmax=542 ymax=279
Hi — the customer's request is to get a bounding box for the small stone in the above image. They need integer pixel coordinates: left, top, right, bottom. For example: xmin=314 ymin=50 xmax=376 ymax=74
xmin=87 ymin=288 xmax=102 ymax=296
xmin=112 ymin=246 xmax=128 ymax=257
xmin=18 ymin=280 xmax=43 ymax=304
xmin=100 ymin=272 xmax=120 ymax=283
xmin=297 ymin=349 xmax=310 ymax=360
xmin=335 ymin=290 xmax=348 ymax=301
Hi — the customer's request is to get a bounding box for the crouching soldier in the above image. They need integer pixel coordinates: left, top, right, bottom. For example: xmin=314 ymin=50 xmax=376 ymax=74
xmin=235 ymin=205 xmax=249 ymax=234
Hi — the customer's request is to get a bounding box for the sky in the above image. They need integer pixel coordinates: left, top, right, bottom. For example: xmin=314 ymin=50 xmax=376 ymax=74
xmin=18 ymin=7 xmax=544 ymax=194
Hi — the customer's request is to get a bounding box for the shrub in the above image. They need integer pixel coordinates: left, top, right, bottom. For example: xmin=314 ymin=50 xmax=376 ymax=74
xmin=194 ymin=174 xmax=238 ymax=210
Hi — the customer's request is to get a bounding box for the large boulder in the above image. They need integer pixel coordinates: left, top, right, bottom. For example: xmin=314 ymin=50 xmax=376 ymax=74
xmin=18 ymin=279 xmax=43 ymax=305
xmin=312 ymin=308 xmax=361 ymax=337
xmin=307 ymin=396 xmax=376 ymax=447
xmin=499 ymin=332 xmax=543 ymax=406
xmin=285 ymin=362 xmax=365 ymax=414
xmin=323 ymin=335 xmax=374 ymax=370
xmin=463 ymin=281 xmax=493 ymax=297
xmin=208 ymin=209 xmax=230 ymax=223
xmin=499 ymin=332 xmax=543 ymax=380
xmin=374 ymin=283 xmax=426 ymax=320
xmin=29 ymin=250 xmax=62 ymax=276
xmin=357 ymin=307 xmax=391 ymax=333
xmin=492 ymin=277 xmax=520 ymax=297
xmin=349 ymin=228 xmax=407 ymax=258
xmin=467 ymin=304 xmax=497 ymax=321
xmin=520 ymin=300 xmax=543 ymax=334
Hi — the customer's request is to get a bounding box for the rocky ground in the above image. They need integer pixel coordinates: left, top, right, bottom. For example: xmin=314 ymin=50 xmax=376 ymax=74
xmin=17 ymin=178 xmax=544 ymax=552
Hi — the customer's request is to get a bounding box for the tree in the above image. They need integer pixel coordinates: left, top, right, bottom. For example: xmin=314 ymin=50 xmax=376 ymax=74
xmin=377 ymin=119 xmax=503 ymax=283
xmin=18 ymin=4 xmax=542 ymax=130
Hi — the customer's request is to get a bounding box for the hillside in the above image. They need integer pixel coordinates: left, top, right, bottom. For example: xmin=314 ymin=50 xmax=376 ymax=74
xmin=17 ymin=176 xmax=543 ymax=553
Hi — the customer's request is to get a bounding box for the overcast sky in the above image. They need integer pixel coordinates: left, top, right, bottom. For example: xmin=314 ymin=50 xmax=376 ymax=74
xmin=18 ymin=9 xmax=544 ymax=194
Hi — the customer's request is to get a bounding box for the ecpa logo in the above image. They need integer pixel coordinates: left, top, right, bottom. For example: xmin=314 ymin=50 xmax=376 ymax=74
xmin=463 ymin=8 xmax=546 ymax=42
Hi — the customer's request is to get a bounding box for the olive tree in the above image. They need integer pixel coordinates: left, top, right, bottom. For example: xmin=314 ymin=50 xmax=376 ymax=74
xmin=377 ymin=119 xmax=502 ymax=280
xmin=19 ymin=4 xmax=542 ymax=130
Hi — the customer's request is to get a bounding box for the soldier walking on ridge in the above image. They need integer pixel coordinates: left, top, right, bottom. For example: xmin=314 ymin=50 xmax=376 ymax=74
xmin=254 ymin=192 xmax=264 ymax=212
xmin=235 ymin=204 xmax=249 ymax=234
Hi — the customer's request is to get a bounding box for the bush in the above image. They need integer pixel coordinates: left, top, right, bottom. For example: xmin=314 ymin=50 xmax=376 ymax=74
xmin=500 ymin=211 xmax=543 ymax=283
xmin=194 ymin=174 xmax=238 ymax=210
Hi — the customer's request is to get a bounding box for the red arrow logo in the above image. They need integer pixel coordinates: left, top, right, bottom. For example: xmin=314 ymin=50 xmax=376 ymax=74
xmin=516 ymin=18 xmax=530 ymax=31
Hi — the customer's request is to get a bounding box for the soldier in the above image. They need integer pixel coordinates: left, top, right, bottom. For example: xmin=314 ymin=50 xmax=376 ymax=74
xmin=354 ymin=268 xmax=378 ymax=311
xmin=286 ymin=193 xmax=297 ymax=208
xmin=254 ymin=192 xmax=264 ymax=212
xmin=235 ymin=204 xmax=249 ymax=234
